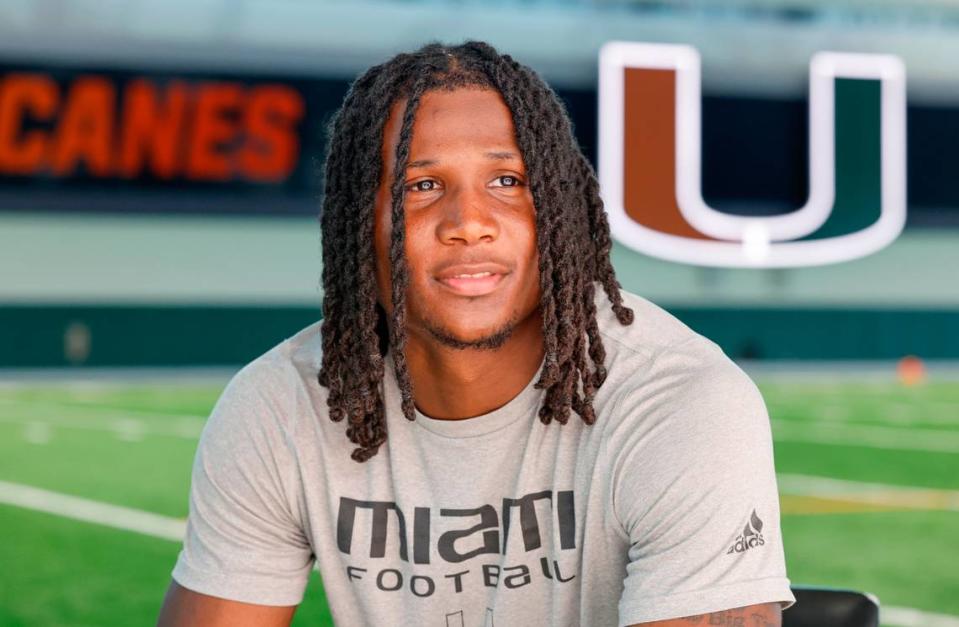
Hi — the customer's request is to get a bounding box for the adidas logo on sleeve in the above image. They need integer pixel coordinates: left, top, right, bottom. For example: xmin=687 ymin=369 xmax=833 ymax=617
xmin=726 ymin=509 xmax=766 ymax=554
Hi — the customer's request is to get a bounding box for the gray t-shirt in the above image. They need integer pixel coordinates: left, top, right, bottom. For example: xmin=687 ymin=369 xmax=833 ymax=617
xmin=172 ymin=289 xmax=795 ymax=626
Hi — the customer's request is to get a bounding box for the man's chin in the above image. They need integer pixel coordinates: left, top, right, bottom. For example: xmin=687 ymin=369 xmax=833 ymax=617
xmin=424 ymin=319 xmax=518 ymax=351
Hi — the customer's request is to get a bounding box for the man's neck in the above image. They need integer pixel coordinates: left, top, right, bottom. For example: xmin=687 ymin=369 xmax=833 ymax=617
xmin=403 ymin=313 xmax=545 ymax=420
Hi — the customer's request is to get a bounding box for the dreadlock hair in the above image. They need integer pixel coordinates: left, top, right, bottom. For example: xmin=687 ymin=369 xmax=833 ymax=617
xmin=318 ymin=41 xmax=634 ymax=463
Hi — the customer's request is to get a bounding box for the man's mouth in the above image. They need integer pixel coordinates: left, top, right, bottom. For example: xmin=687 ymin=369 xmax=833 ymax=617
xmin=434 ymin=263 xmax=510 ymax=297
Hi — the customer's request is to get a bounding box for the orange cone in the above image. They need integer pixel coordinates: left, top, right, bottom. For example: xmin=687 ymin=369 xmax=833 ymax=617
xmin=897 ymin=355 xmax=927 ymax=386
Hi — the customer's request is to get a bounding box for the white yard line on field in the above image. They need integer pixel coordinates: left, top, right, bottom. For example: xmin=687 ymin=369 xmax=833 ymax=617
xmin=0 ymin=367 xmax=237 ymax=385
xmin=767 ymin=402 xmax=959 ymax=428
xmin=771 ymin=420 xmax=959 ymax=454
xmin=0 ymin=397 xmax=208 ymax=422
xmin=0 ymin=480 xmax=185 ymax=541
xmin=0 ymin=414 xmax=204 ymax=440
xmin=22 ymin=421 xmax=52 ymax=445
xmin=778 ymin=474 xmax=959 ymax=512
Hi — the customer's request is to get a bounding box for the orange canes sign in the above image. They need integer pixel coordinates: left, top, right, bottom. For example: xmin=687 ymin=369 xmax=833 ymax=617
xmin=598 ymin=42 xmax=907 ymax=268
xmin=0 ymin=68 xmax=308 ymax=188
xmin=0 ymin=74 xmax=303 ymax=182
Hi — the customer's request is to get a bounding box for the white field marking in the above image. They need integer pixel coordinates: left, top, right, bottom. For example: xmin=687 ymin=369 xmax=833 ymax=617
xmin=778 ymin=474 xmax=959 ymax=512
xmin=113 ymin=418 xmax=146 ymax=442
xmin=0 ymin=366 xmax=236 ymax=385
xmin=817 ymin=405 xmax=849 ymax=421
xmin=22 ymin=421 xmax=51 ymax=445
xmin=0 ymin=480 xmax=185 ymax=542
xmin=876 ymin=412 xmax=959 ymax=429
xmin=884 ymin=404 xmax=914 ymax=423
xmin=771 ymin=419 xmax=959 ymax=454
xmin=0 ymin=397 xmax=207 ymax=422
xmin=0 ymin=416 xmax=203 ymax=440
xmin=882 ymin=606 xmax=959 ymax=627
xmin=771 ymin=406 xmax=959 ymax=429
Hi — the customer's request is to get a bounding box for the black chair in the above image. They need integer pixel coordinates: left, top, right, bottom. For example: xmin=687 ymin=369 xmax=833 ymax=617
xmin=783 ymin=586 xmax=880 ymax=627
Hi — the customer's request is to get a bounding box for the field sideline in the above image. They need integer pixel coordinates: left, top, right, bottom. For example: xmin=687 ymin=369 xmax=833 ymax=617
xmin=0 ymin=371 xmax=957 ymax=626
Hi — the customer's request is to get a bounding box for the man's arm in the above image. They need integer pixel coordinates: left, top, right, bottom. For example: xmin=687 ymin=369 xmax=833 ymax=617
xmin=156 ymin=581 xmax=297 ymax=627
xmin=611 ymin=351 xmax=795 ymax=624
xmin=162 ymin=365 xmax=314 ymax=621
xmin=631 ymin=602 xmax=782 ymax=626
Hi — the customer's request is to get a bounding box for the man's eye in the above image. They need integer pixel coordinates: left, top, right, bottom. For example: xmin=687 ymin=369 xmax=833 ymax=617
xmin=493 ymin=175 xmax=523 ymax=187
xmin=408 ymin=180 xmax=438 ymax=192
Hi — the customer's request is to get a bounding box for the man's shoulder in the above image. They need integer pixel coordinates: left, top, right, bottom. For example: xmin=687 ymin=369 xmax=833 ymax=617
xmin=596 ymin=288 xmax=724 ymax=369
xmin=596 ymin=291 xmax=768 ymax=465
xmin=596 ymin=289 xmax=760 ymax=421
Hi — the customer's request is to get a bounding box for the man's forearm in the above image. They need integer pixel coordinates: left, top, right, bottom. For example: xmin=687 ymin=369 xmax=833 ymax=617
xmin=632 ymin=602 xmax=782 ymax=627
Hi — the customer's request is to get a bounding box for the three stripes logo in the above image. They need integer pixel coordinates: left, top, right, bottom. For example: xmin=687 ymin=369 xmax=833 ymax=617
xmin=727 ymin=509 xmax=766 ymax=555
xmin=598 ymin=42 xmax=907 ymax=268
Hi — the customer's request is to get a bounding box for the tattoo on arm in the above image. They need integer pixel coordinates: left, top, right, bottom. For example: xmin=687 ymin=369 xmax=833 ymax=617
xmin=643 ymin=603 xmax=781 ymax=627
xmin=751 ymin=612 xmax=778 ymax=627
xmin=707 ymin=611 xmax=745 ymax=626
xmin=680 ymin=605 xmax=779 ymax=626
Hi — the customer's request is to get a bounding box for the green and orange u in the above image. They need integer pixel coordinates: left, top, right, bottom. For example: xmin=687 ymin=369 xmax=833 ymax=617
xmin=598 ymin=42 xmax=906 ymax=268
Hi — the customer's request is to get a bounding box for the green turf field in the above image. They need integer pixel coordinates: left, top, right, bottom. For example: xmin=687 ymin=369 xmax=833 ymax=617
xmin=0 ymin=375 xmax=957 ymax=626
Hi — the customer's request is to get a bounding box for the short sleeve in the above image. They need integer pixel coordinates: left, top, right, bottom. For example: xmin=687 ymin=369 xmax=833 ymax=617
xmin=171 ymin=362 xmax=314 ymax=606
xmin=609 ymin=346 xmax=795 ymax=625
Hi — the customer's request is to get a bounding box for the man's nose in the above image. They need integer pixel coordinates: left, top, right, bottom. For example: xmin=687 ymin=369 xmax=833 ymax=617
xmin=435 ymin=185 xmax=499 ymax=245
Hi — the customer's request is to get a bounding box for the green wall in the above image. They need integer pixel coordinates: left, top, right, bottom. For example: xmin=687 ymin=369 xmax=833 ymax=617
xmin=2 ymin=304 xmax=956 ymax=368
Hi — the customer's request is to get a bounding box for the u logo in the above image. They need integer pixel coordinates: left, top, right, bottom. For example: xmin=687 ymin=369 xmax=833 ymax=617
xmin=598 ymin=42 xmax=907 ymax=267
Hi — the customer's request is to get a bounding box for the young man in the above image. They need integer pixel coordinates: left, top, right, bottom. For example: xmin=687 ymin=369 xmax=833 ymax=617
xmin=158 ymin=41 xmax=795 ymax=626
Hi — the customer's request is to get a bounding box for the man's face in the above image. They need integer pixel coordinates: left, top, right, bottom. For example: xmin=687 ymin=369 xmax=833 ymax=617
xmin=373 ymin=87 xmax=541 ymax=349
